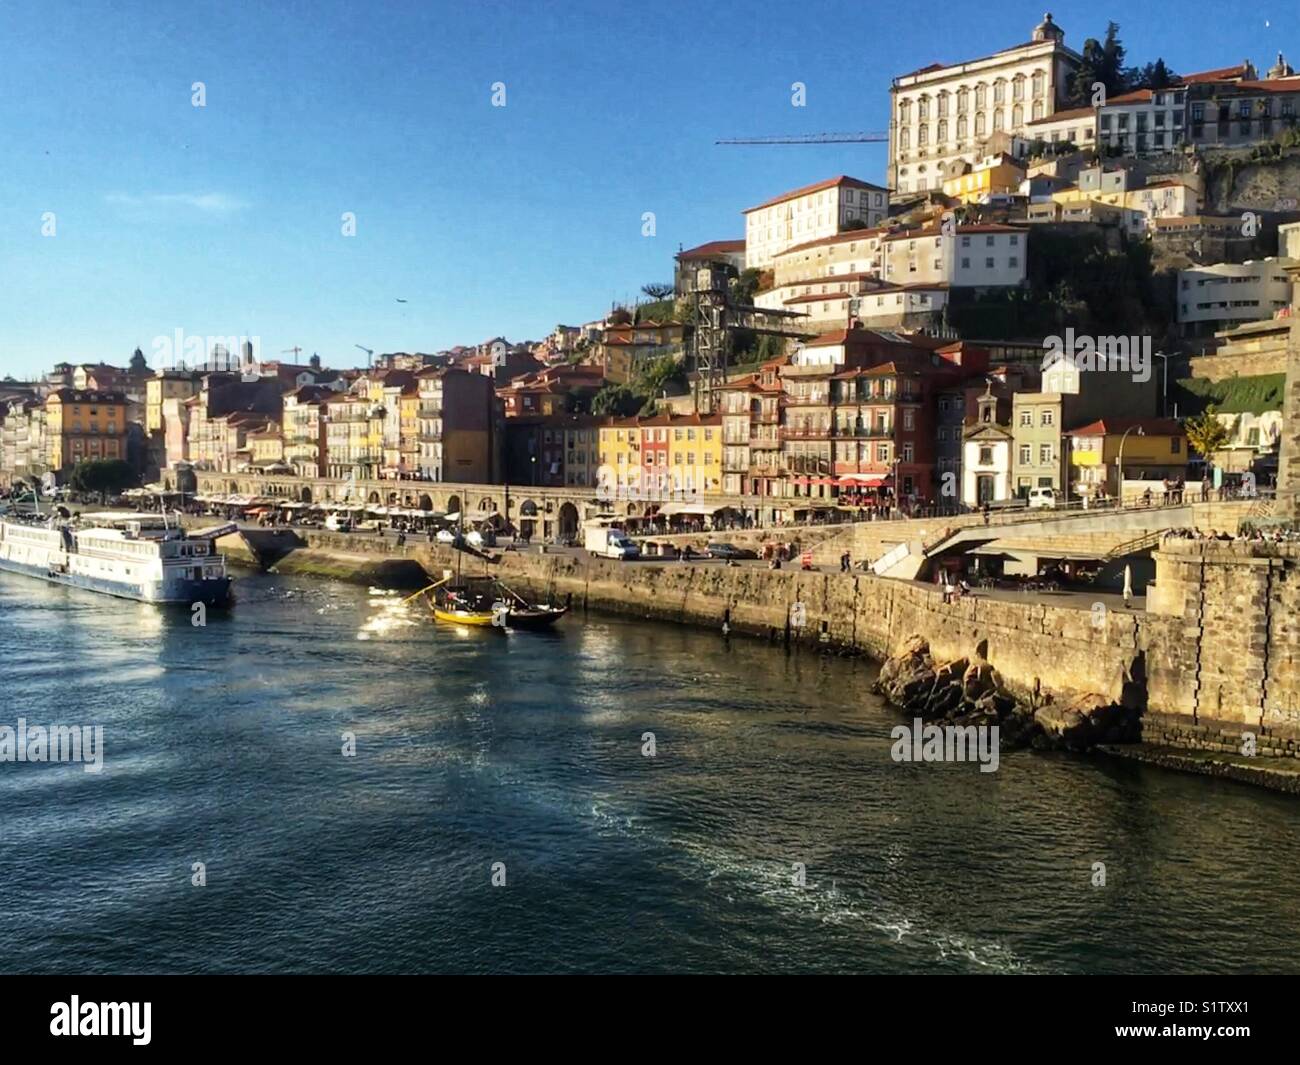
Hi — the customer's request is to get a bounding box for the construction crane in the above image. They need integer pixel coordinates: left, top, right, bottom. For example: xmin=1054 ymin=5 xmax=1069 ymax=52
xmin=281 ymin=346 xmax=303 ymax=359
xmin=354 ymin=344 xmax=374 ymax=369
xmin=716 ymin=131 xmax=888 ymax=145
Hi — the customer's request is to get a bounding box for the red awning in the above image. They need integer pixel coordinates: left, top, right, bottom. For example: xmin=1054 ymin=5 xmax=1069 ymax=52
xmin=834 ymin=474 xmax=894 ymax=489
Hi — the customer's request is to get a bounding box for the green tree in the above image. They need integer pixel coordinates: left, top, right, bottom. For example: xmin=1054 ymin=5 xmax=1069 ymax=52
xmin=1066 ymin=22 xmax=1130 ymax=104
xmin=591 ymin=384 xmax=642 ymax=417
xmin=636 ymin=353 xmax=685 ymax=396
xmin=1099 ymin=22 xmax=1127 ymax=92
xmin=68 ymin=459 xmax=138 ymax=502
xmin=732 ymin=268 xmax=763 ymax=302
xmin=1183 ymin=407 xmax=1230 ymax=458
xmin=641 ymin=282 xmax=674 ymax=301
xmin=1128 ymin=58 xmax=1178 ymax=90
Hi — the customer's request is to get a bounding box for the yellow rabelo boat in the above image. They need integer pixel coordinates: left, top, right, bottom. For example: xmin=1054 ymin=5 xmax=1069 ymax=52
xmin=428 ymin=578 xmax=503 ymax=627
xmin=410 ymin=575 xmax=567 ymax=630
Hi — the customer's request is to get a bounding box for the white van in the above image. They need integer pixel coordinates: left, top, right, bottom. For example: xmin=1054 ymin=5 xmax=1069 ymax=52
xmin=584 ymin=525 xmax=640 ymax=560
xmin=1027 ymin=487 xmax=1058 ymax=509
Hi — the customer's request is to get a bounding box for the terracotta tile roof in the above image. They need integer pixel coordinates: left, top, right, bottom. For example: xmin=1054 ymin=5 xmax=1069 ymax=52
xmin=744 ymin=175 xmax=889 ymax=214
xmin=1179 ymin=64 xmax=1252 ymax=84
xmin=1025 ymin=105 xmax=1096 ymax=126
xmin=677 ymin=239 xmax=746 ymax=259
xmin=1225 ymin=79 xmax=1300 ymax=93
xmin=776 ymin=228 xmax=888 ymax=257
xmin=1103 ymin=89 xmax=1155 ymax=105
xmin=881 ymin=222 xmax=1026 ymax=242
xmin=1068 ymin=417 xmax=1186 ymax=437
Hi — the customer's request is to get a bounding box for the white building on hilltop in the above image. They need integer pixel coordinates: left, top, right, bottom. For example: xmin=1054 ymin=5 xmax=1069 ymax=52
xmin=889 ymin=13 xmax=1081 ymax=195
xmin=743 ymin=175 xmax=888 ymax=269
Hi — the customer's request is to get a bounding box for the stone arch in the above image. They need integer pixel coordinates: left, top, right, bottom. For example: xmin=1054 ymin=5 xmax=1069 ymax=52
xmin=418 ymin=493 xmax=433 ymax=511
xmin=446 ymin=494 xmax=461 ymax=516
xmin=558 ymin=501 xmax=579 ymax=539
xmin=387 ymin=490 xmax=398 ymax=504
xmin=228 ymin=480 xmax=239 ymax=494
xmin=519 ymin=498 xmax=539 ymax=539
xmin=626 ymin=502 xmax=641 ymax=516
xmin=477 ymin=496 xmax=494 ymax=512
xmin=300 ymin=486 xmax=313 ymax=504
xmin=367 ymin=490 xmax=380 ymax=504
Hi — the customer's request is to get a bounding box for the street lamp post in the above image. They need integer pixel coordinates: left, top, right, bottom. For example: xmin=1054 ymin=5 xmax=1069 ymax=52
xmin=1116 ymin=425 xmax=1145 ymax=507
xmin=1153 ymin=352 xmax=1170 ymax=416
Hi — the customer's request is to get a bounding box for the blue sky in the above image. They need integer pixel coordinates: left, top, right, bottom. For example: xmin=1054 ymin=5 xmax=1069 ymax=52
xmin=0 ymin=0 xmax=1293 ymax=378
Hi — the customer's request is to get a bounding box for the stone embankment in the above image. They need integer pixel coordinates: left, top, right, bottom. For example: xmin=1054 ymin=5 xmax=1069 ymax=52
xmin=872 ymin=636 xmax=1139 ymax=752
xmin=215 ymin=525 xmax=1300 ymax=793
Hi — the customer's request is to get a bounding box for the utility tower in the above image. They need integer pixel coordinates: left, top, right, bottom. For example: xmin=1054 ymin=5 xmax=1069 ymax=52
xmin=691 ymin=266 xmax=731 ymax=414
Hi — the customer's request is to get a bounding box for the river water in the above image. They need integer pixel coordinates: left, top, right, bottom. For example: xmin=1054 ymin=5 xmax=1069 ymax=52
xmin=2 ymin=569 xmax=1298 ymax=974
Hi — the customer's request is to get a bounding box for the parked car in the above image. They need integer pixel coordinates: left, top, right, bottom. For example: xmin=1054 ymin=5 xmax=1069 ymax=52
xmin=706 ymin=541 xmax=758 ymax=560
xmin=1027 ymin=487 xmax=1058 ymax=509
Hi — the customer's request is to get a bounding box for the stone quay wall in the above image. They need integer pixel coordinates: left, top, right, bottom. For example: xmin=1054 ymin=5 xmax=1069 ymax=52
xmin=222 ymin=530 xmax=1300 ymax=755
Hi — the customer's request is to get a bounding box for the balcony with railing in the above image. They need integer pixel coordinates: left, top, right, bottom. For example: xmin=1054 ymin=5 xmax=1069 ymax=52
xmin=782 ymin=454 xmax=832 ymax=475
xmin=833 ymin=424 xmax=893 ymax=439
xmin=782 ymin=424 xmax=832 ymax=439
xmin=784 ymin=392 xmax=830 ymax=406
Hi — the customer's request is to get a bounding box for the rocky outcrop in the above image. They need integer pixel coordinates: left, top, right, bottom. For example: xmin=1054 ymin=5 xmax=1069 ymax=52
xmin=1034 ymin=693 xmax=1140 ymax=750
xmin=872 ymin=636 xmax=1137 ymax=752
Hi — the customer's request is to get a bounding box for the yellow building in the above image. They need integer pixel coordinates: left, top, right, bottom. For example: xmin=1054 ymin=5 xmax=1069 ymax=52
xmin=1067 ymin=417 xmax=1188 ymax=501
xmin=667 ymin=413 xmax=722 ymax=495
xmin=399 ymin=388 xmax=421 ymax=476
xmin=145 ymin=371 xmax=202 ymax=434
xmin=324 ymin=392 xmax=378 ymax=481
xmin=598 ymin=413 xmax=722 ymax=496
xmin=249 ymin=423 xmax=284 ymax=468
xmin=942 ymin=153 xmax=1026 ymax=204
xmin=597 ymin=419 xmax=643 ymax=495
xmin=45 ymin=389 xmax=128 ymax=472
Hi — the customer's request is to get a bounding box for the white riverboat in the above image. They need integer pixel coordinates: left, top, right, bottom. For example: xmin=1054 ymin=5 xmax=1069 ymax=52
xmin=0 ymin=511 xmax=235 ymax=606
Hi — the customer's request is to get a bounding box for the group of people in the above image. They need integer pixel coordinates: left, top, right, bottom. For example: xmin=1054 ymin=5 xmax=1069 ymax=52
xmin=938 ymin=575 xmax=974 ymax=604
xmin=1164 ymin=525 xmax=1300 ymax=545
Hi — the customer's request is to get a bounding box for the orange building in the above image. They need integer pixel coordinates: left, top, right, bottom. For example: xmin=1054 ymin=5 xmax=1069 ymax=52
xmin=45 ymin=389 xmax=128 ymax=472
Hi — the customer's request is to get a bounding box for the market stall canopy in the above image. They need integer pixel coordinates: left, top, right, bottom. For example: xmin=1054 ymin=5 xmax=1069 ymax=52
xmin=658 ymin=502 xmax=723 ymax=517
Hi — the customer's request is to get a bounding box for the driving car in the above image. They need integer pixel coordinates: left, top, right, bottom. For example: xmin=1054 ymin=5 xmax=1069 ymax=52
xmin=706 ymin=542 xmax=758 ymax=560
